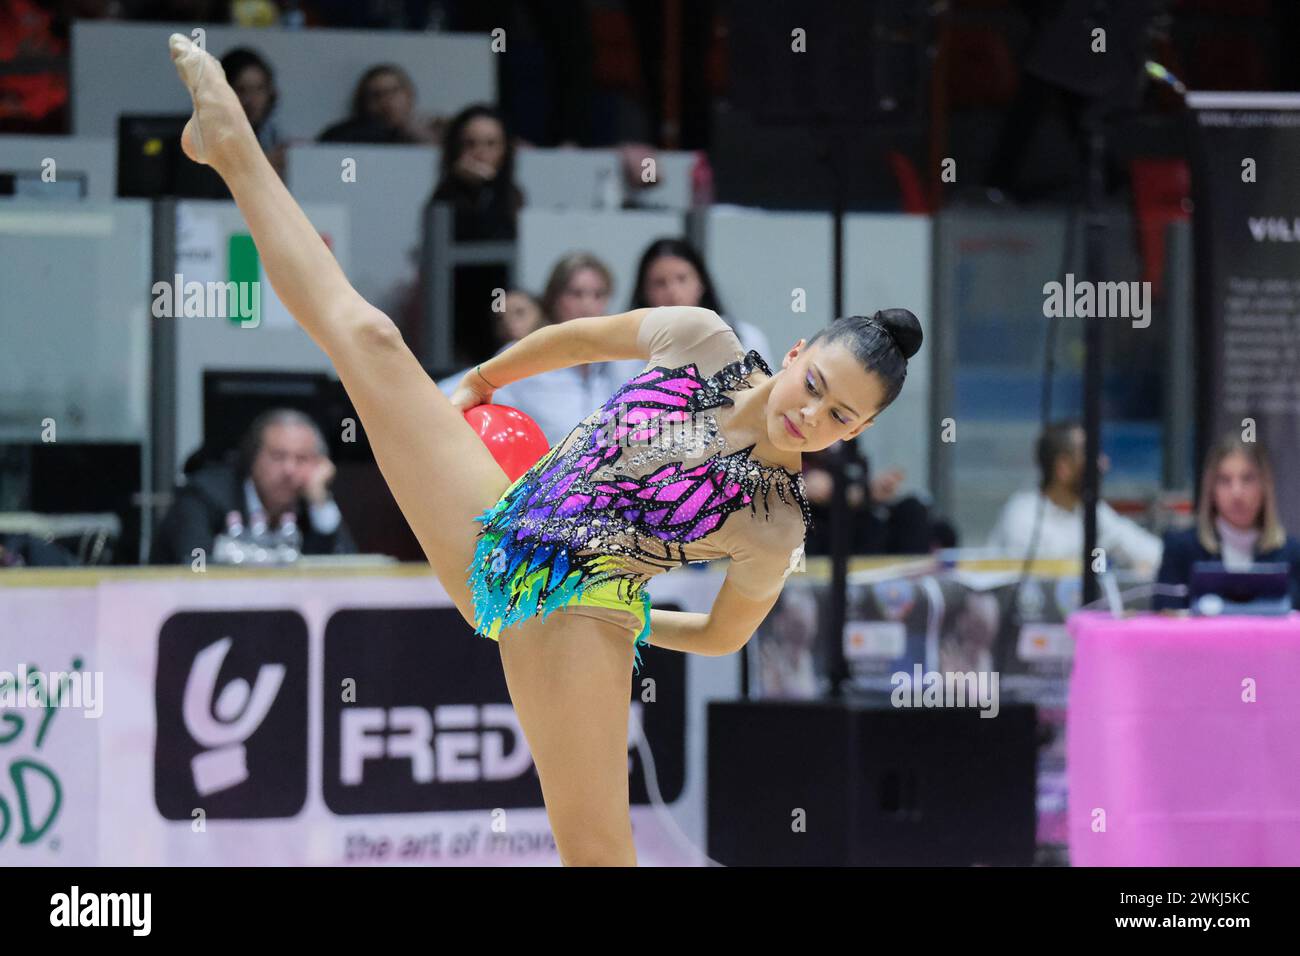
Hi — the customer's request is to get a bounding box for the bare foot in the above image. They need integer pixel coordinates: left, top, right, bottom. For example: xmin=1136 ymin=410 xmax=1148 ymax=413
xmin=168 ymin=33 xmax=253 ymax=171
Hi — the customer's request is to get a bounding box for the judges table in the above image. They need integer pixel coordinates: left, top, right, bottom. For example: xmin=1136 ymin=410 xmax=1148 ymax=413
xmin=1066 ymin=611 xmax=1300 ymax=866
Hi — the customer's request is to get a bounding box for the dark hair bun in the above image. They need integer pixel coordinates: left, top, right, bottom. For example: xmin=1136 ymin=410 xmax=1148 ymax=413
xmin=875 ymin=308 xmax=922 ymax=360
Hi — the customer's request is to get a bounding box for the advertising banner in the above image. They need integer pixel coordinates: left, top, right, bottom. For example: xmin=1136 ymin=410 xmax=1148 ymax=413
xmin=1188 ymin=92 xmax=1300 ymax=531
xmin=2 ymin=568 xmax=725 ymax=866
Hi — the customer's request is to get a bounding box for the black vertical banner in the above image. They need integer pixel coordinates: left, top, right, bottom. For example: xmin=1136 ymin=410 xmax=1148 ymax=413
xmin=1189 ymin=93 xmax=1300 ymax=533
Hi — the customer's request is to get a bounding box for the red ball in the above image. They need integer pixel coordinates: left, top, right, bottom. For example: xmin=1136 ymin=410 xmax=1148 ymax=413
xmin=463 ymin=403 xmax=550 ymax=482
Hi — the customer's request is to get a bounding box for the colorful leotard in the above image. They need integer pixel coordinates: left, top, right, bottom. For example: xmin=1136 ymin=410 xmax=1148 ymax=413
xmin=465 ymin=306 xmax=813 ymax=671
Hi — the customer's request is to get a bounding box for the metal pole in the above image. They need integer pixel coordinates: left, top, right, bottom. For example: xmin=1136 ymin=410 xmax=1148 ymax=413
xmin=1082 ymin=119 xmax=1105 ymax=606
xmin=144 ymin=197 xmax=178 ymax=563
xmin=826 ymin=138 xmax=850 ymax=698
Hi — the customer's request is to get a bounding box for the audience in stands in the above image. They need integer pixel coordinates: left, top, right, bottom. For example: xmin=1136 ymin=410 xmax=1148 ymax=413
xmin=429 ymin=103 xmax=524 ymax=241
xmin=0 ymin=532 xmax=76 ymax=568
xmin=220 ymin=46 xmax=289 ymax=177
xmin=317 ymin=63 xmax=439 ymax=144
xmin=416 ymin=103 xmax=525 ymax=365
xmin=987 ymin=420 xmax=1162 ymax=573
xmin=491 ymin=289 xmax=547 ymax=345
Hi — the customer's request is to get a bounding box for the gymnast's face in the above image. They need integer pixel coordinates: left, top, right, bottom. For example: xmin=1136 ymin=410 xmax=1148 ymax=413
xmin=767 ymin=339 xmax=886 ymax=453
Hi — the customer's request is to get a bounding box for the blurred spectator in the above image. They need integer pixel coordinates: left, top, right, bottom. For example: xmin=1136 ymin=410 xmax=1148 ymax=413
xmin=439 ymin=252 xmax=617 ymax=445
xmin=1153 ymin=433 xmax=1300 ymax=610
xmin=220 ymin=46 xmax=289 ymax=178
xmin=414 ymin=104 xmax=524 ymax=365
xmin=628 ymin=237 xmax=772 ymax=361
xmin=618 ymin=142 xmax=665 ymax=208
xmin=987 ymin=420 xmax=1162 ymax=573
xmin=317 ymin=63 xmax=438 ymax=144
xmin=152 ymin=408 xmax=355 ymax=564
xmin=429 ymin=103 xmax=524 ymax=241
xmin=0 ymin=532 xmax=76 ymax=568
xmin=423 ymin=105 xmax=525 ymax=361
xmin=492 ymin=288 xmax=547 ymax=345
xmin=800 ymin=441 xmax=945 ymax=556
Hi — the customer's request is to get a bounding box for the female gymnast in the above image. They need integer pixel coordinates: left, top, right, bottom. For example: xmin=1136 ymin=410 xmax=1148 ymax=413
xmin=166 ymin=33 xmax=922 ymax=866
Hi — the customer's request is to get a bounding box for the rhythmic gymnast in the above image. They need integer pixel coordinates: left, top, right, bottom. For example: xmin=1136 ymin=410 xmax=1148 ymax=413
xmin=167 ymin=33 xmax=922 ymax=866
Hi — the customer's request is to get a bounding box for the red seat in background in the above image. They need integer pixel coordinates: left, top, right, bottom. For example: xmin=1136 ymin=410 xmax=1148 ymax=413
xmin=1130 ymin=157 xmax=1190 ymax=298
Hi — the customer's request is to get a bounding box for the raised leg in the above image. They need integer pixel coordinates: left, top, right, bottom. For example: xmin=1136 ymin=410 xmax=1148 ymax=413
xmin=167 ymin=34 xmax=509 ymax=623
xmin=497 ymin=612 xmax=638 ymax=866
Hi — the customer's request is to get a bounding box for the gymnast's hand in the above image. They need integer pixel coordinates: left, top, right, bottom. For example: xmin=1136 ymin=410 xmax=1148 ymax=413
xmin=448 ymin=369 xmax=494 ymax=414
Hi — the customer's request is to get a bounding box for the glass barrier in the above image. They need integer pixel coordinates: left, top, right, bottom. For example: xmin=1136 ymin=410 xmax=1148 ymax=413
xmin=0 ymin=200 xmax=152 ymax=442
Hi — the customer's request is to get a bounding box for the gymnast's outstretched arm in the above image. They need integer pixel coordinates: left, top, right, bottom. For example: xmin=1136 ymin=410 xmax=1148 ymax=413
xmin=442 ymin=308 xmax=651 ymax=407
xmin=648 ymin=576 xmax=782 ymax=656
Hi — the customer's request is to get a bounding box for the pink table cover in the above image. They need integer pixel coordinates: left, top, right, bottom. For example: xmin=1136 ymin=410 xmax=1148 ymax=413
xmin=1066 ymin=611 xmax=1300 ymax=866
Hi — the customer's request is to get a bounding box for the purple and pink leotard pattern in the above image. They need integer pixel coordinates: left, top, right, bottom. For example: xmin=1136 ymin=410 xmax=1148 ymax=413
xmin=465 ymin=348 xmax=812 ymax=671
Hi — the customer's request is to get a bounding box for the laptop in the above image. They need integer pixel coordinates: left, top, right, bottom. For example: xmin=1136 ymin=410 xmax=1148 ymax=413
xmin=1189 ymin=561 xmax=1292 ymax=616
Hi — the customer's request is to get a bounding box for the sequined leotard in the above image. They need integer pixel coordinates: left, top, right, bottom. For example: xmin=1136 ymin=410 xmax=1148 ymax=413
xmin=465 ymin=306 xmax=812 ymax=671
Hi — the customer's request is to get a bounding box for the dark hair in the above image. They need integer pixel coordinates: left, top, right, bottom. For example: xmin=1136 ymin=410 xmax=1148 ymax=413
xmin=1035 ymin=419 xmax=1082 ymax=491
xmin=628 ymin=237 xmax=725 ymax=314
xmin=220 ymin=47 xmax=277 ymax=120
xmin=237 ymin=408 xmax=326 ymax=480
xmin=437 ymin=103 xmax=518 ymax=189
xmin=350 ymin=64 xmax=413 ymax=122
xmin=805 ymin=308 xmax=922 ymax=411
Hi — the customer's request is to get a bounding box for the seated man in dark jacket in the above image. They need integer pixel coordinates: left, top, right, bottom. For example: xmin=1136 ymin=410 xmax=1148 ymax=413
xmin=152 ymin=408 xmax=356 ymax=564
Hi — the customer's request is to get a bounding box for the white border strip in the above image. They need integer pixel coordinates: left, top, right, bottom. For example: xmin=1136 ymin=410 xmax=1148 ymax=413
xmin=0 ymin=210 xmax=114 ymax=236
xmin=1186 ymin=91 xmax=1300 ymax=110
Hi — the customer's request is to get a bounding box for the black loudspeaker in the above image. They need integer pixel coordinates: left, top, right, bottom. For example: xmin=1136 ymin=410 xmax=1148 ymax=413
xmin=707 ymin=699 xmax=1038 ymax=866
